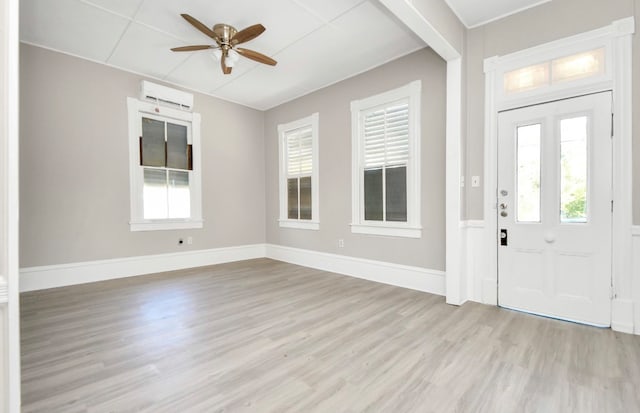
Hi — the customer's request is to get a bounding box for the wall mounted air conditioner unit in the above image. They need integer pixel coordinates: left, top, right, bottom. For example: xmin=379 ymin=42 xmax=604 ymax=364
xmin=140 ymin=80 xmax=193 ymax=111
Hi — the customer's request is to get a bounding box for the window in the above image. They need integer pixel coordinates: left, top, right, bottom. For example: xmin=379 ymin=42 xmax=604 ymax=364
xmin=504 ymin=48 xmax=606 ymax=95
xmin=351 ymin=81 xmax=421 ymax=238
xmin=278 ymin=113 xmax=319 ymax=230
xmin=127 ymin=97 xmax=202 ymax=231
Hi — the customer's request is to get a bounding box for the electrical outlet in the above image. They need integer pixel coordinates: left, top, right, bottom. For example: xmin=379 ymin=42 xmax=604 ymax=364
xmin=472 ymin=176 xmax=480 ymax=187
xmin=338 ymin=239 xmax=345 ymax=248
xmin=460 ymin=176 xmax=465 ymax=187
xmin=187 ymin=236 xmax=193 ymax=245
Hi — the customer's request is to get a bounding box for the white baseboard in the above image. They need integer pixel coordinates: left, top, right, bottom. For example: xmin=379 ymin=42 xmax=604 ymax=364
xmin=20 ymin=244 xmax=266 ymax=292
xmin=20 ymin=244 xmax=445 ymax=297
xmin=632 ymin=227 xmax=640 ymax=335
xmin=611 ymin=298 xmax=634 ymax=334
xmin=461 ymin=220 xmax=488 ymax=303
xmin=265 ymin=244 xmax=445 ymax=296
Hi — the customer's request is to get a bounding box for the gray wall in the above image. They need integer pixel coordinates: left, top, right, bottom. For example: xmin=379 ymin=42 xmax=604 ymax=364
xmin=264 ymin=48 xmax=447 ymax=270
xmin=464 ymin=0 xmax=639 ymax=222
xmin=20 ymin=44 xmax=266 ymax=267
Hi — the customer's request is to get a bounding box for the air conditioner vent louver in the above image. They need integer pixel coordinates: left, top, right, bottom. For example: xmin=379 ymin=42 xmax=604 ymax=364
xmin=140 ymin=81 xmax=193 ymax=111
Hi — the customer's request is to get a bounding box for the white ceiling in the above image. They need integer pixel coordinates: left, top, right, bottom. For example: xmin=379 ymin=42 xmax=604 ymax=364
xmin=446 ymin=0 xmax=551 ymax=28
xmin=21 ymin=1 xmax=552 ymax=110
xmin=20 ymin=0 xmax=426 ymax=110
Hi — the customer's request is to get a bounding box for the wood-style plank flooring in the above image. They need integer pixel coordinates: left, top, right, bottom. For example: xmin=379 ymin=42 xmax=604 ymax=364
xmin=21 ymin=258 xmax=640 ymax=412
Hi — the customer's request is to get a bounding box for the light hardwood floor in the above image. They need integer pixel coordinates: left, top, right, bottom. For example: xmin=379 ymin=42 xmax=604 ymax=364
xmin=21 ymin=258 xmax=640 ymax=412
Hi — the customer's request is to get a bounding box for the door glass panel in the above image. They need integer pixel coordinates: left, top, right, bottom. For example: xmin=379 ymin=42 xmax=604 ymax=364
xmin=143 ymin=168 xmax=168 ymax=219
xmin=516 ymin=124 xmax=541 ymax=222
xmin=141 ymin=118 xmax=166 ymax=167
xmin=560 ymin=116 xmax=588 ymax=223
xmin=166 ymin=123 xmax=188 ymax=170
xmin=168 ymin=170 xmax=190 ymax=219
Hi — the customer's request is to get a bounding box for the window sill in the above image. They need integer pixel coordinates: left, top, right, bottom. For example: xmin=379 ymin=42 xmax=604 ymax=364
xmin=279 ymin=220 xmax=320 ymax=230
xmin=350 ymin=223 xmax=422 ymax=238
xmin=130 ymin=219 xmax=203 ymax=232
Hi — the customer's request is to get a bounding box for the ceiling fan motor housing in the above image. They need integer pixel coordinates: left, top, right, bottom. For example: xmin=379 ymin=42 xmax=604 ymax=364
xmin=213 ymin=24 xmax=238 ymax=47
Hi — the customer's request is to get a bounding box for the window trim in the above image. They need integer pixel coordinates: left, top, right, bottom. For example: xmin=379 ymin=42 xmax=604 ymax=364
xmin=350 ymin=80 xmax=422 ymax=238
xmin=277 ymin=112 xmax=320 ymax=230
xmin=127 ymin=97 xmax=203 ymax=232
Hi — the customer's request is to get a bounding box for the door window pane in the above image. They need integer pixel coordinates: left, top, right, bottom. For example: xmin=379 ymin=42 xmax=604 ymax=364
xmin=560 ymin=116 xmax=588 ymax=223
xmin=168 ymin=170 xmax=190 ymax=219
xmin=141 ymin=118 xmax=165 ymax=167
xmin=167 ymin=123 xmax=188 ymax=170
xmin=299 ymin=176 xmax=312 ymax=220
xmin=516 ymin=124 xmax=541 ymax=222
xmin=143 ymin=168 xmax=168 ymax=219
xmin=287 ymin=178 xmax=299 ymax=219
xmin=385 ymin=166 xmax=407 ymax=222
xmin=364 ymin=168 xmax=383 ymax=221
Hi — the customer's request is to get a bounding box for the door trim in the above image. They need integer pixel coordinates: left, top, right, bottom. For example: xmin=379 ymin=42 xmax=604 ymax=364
xmin=481 ymin=18 xmax=634 ymax=333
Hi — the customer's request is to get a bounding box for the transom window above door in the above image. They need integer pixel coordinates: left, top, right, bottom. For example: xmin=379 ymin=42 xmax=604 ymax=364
xmin=503 ymin=48 xmax=606 ymax=95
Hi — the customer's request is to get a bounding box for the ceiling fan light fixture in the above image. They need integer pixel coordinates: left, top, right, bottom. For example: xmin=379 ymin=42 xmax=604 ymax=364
xmin=227 ymin=48 xmax=240 ymax=63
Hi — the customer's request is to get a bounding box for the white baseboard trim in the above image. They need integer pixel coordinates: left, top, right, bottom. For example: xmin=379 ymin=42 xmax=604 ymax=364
xmin=632 ymin=226 xmax=640 ymax=335
xmin=20 ymin=244 xmax=266 ymax=292
xmin=265 ymin=244 xmax=445 ymax=296
xmin=611 ymin=298 xmax=634 ymax=334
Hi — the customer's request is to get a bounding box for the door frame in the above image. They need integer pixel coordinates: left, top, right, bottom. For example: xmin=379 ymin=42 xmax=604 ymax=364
xmin=482 ymin=18 xmax=635 ymax=332
xmin=2 ymin=0 xmax=21 ymax=410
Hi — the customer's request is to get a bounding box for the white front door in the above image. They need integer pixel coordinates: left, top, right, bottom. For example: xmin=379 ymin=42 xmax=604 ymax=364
xmin=497 ymin=92 xmax=612 ymax=326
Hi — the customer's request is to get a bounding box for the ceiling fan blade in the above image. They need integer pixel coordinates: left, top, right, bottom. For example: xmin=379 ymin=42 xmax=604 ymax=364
xmin=180 ymin=14 xmax=220 ymax=43
xmin=221 ymin=54 xmax=232 ymax=75
xmin=236 ymin=48 xmax=277 ymax=66
xmin=171 ymin=45 xmax=213 ymax=52
xmin=231 ymin=24 xmax=265 ymax=45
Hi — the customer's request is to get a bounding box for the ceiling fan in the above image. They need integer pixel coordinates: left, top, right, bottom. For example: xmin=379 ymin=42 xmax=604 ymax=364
xmin=171 ymin=14 xmax=277 ymax=75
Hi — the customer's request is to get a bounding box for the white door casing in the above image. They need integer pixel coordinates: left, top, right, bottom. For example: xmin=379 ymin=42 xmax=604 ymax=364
xmin=497 ymin=92 xmax=612 ymax=326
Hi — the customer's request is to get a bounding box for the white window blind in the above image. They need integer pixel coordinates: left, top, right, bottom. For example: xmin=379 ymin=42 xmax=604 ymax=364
xmin=287 ymin=126 xmax=313 ymax=176
xmin=363 ymin=101 xmax=409 ymax=168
